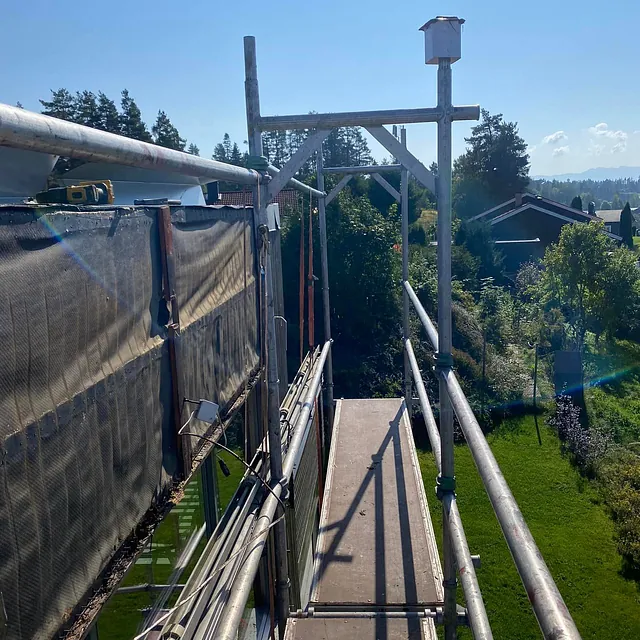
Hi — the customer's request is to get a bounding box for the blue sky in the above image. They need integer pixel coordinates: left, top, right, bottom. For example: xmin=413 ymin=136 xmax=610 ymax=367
xmin=2 ymin=0 xmax=637 ymax=176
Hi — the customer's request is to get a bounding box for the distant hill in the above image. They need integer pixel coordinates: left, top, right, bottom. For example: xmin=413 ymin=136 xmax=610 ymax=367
xmin=533 ymin=166 xmax=640 ymax=182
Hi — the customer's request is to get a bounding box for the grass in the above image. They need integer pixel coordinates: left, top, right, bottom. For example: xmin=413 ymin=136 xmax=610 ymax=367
xmin=97 ymin=449 xmax=244 ymax=639
xmin=417 ymin=415 xmax=640 ymax=639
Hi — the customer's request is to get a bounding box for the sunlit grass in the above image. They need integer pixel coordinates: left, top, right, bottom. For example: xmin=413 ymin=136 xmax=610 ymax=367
xmin=418 ymin=415 xmax=640 ymax=639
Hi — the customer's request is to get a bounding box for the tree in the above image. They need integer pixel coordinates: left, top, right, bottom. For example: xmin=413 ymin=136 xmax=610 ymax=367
xmin=152 ymin=110 xmax=186 ymax=151
xmin=600 ymin=245 xmax=640 ymax=340
xmin=213 ymin=133 xmax=233 ymax=163
xmin=612 ymin=194 xmax=623 ymax=210
xmin=539 ymin=221 xmax=630 ymax=350
xmin=620 ymin=202 xmax=634 ymax=249
xmin=120 ymin=89 xmax=152 ymax=142
xmin=74 ymin=91 xmax=101 ymax=128
xmin=322 ymin=127 xmax=373 ymax=168
xmin=40 ymin=88 xmax=77 ymax=121
xmin=263 ymin=130 xmax=289 ymax=168
xmin=230 ymin=143 xmax=244 ymax=166
xmin=455 ymin=220 xmax=505 ymax=283
xmin=571 ymin=195 xmax=583 ymax=211
xmin=187 ymin=143 xmax=200 ymax=156
xmin=600 ymin=200 xmax=612 ymax=210
xmin=96 ymin=92 xmax=121 ymax=133
xmin=453 ymin=109 xmax=530 ymax=218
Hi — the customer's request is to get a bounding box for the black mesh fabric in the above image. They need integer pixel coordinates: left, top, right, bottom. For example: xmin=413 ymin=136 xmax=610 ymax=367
xmin=0 ymin=205 xmax=258 ymax=640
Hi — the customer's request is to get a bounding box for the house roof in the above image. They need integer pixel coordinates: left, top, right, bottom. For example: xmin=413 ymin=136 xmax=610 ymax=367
xmin=470 ymin=193 xmax=600 ymax=225
xmin=596 ymin=209 xmax=623 ymax=223
xmin=470 ymin=193 xmax=622 ymax=242
xmin=596 ymin=208 xmax=640 ymax=224
xmin=216 ymin=188 xmax=302 ymax=210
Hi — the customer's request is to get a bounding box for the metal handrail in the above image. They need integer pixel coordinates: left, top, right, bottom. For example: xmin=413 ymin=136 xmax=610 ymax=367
xmin=405 ymin=283 xmax=582 ymax=640
xmin=404 ymin=281 xmax=439 ymax=349
xmin=405 ymin=339 xmax=493 ymax=640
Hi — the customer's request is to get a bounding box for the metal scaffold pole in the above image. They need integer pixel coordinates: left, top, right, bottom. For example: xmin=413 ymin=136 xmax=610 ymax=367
xmin=244 ymin=35 xmax=290 ymax=636
xmin=436 ymin=56 xmax=457 ymax=640
xmin=316 ymin=152 xmax=336 ymax=434
xmin=400 ymin=127 xmax=411 ymax=413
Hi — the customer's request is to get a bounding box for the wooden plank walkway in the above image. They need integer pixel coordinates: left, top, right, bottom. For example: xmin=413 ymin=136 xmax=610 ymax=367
xmin=286 ymin=398 xmax=443 ymax=640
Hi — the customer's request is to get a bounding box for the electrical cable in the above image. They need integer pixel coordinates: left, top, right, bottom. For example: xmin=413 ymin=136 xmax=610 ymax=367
xmin=132 ymin=512 xmax=286 ymax=640
xmin=179 ymin=411 xmax=195 ymax=434
xmin=179 ymin=431 xmax=287 ymax=514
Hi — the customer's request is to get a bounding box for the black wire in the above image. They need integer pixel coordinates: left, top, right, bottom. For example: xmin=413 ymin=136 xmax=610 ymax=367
xmin=180 ymin=431 xmax=287 ymax=513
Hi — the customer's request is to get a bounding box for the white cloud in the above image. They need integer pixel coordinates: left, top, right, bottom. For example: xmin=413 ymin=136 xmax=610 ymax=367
xmin=589 ymin=122 xmax=609 ymax=135
xmin=588 ymin=122 xmax=628 ymax=142
xmin=552 ymin=146 xmax=570 ymax=157
xmin=587 ymin=122 xmax=628 ymax=154
xmin=542 ymin=130 xmax=567 ymax=145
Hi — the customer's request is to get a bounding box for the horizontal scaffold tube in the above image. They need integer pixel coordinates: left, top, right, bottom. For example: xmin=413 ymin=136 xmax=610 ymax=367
xmin=266 ymin=164 xmax=325 ymax=198
xmin=216 ymin=341 xmax=332 ymax=640
xmin=405 ymin=339 xmax=492 ymax=640
xmin=0 ymin=103 xmax=261 ymax=186
xmin=323 ymin=164 xmax=401 ymax=174
xmin=442 ymin=370 xmax=581 ymax=640
xmin=257 ymin=105 xmax=480 ymax=131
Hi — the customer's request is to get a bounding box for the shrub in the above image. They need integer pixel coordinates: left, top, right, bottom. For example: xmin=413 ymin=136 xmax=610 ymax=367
xmin=602 ymin=456 xmax=640 ymax=567
xmin=547 ymin=395 xmax=613 ymax=474
xmin=484 ymin=345 xmax=529 ymax=410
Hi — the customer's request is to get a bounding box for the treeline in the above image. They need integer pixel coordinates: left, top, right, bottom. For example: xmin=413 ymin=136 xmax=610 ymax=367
xmin=38 ymin=88 xmax=199 ymax=154
xmin=530 ymin=177 xmax=640 ymax=209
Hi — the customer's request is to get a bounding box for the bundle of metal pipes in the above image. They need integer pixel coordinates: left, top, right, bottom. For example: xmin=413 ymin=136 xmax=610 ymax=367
xmin=153 ymin=345 xmax=330 ymax=640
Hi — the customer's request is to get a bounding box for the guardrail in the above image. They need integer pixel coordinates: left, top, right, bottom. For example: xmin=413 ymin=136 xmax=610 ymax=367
xmin=405 ymin=338 xmax=492 ymax=640
xmin=404 ymin=281 xmax=582 ymax=640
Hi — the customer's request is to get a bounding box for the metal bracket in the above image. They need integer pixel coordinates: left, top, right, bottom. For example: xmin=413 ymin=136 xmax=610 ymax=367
xmin=325 ymin=174 xmax=352 ymax=205
xmin=435 ymin=473 xmax=456 ymax=500
xmin=246 ymin=155 xmax=270 ymax=171
xmin=366 ymin=125 xmax=436 ymax=193
xmin=434 ymin=351 xmax=454 ymax=370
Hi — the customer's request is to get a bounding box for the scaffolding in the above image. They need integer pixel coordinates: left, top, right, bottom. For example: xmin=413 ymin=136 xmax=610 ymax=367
xmin=0 ymin=14 xmax=583 ymax=640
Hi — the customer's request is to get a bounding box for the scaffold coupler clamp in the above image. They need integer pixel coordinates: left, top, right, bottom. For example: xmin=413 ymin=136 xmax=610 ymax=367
xmin=434 ymin=351 xmax=454 ymax=372
xmin=435 ymin=473 xmax=456 ymax=501
xmin=246 ymin=154 xmax=270 ymax=174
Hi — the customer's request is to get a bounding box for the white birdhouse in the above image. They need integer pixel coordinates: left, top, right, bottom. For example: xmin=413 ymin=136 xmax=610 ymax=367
xmin=419 ymin=16 xmax=464 ymax=65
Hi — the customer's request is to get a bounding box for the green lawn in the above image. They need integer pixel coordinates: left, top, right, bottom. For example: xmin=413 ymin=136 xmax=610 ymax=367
xmin=418 ymin=415 xmax=640 ymax=639
xmin=97 ymin=449 xmax=245 ymax=639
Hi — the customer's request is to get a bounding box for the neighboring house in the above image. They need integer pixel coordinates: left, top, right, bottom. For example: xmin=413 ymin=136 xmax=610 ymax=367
xmin=595 ymin=208 xmax=640 ymax=236
xmin=470 ymin=193 xmax=622 ymax=273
